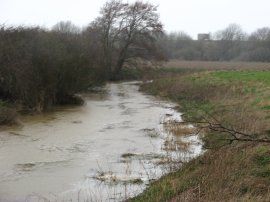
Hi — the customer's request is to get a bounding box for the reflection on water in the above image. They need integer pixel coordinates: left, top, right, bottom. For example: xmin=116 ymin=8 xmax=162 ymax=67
xmin=0 ymin=81 xmax=202 ymax=201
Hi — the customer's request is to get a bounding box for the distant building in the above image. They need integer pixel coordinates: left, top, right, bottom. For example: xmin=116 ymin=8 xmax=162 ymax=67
xmin=197 ymin=33 xmax=210 ymax=41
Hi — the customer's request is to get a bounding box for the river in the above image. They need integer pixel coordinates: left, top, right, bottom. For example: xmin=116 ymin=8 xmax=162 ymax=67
xmin=0 ymin=82 xmax=202 ymax=202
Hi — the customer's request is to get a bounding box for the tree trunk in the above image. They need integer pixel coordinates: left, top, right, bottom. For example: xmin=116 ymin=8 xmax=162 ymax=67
xmin=111 ymin=43 xmax=130 ymax=80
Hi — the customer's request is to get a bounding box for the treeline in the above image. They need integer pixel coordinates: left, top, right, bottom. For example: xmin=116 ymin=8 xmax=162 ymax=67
xmin=0 ymin=0 xmax=163 ymax=118
xmin=161 ymin=24 xmax=270 ymax=62
xmin=0 ymin=25 xmax=105 ymax=112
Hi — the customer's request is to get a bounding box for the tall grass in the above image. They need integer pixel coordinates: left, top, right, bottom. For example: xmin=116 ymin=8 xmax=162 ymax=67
xmin=130 ymin=143 xmax=270 ymax=202
xmin=130 ymin=68 xmax=270 ymax=201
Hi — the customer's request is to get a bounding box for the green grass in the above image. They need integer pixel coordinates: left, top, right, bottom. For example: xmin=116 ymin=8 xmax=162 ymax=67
xmin=208 ymin=70 xmax=270 ymax=110
xmin=210 ymin=70 xmax=270 ymax=86
xmin=252 ymin=145 xmax=270 ymax=179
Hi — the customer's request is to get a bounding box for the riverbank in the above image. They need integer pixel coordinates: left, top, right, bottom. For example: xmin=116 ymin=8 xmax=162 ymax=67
xmin=3 ymin=60 xmax=270 ymax=126
xmin=130 ymin=68 xmax=270 ymax=201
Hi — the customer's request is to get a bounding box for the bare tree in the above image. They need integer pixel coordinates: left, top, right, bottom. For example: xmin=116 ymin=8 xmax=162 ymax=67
xmin=90 ymin=0 xmax=128 ymax=77
xmin=52 ymin=21 xmax=81 ymax=34
xmin=159 ymin=31 xmax=193 ymax=59
xmin=215 ymin=24 xmax=246 ymax=41
xmin=249 ymin=27 xmax=270 ymax=41
xmin=213 ymin=24 xmax=247 ymax=60
xmin=90 ymin=0 xmax=163 ymax=79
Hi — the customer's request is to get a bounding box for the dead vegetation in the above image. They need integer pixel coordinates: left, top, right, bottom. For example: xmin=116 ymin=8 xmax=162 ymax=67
xmin=129 ymin=142 xmax=270 ymax=202
xmin=141 ymin=70 xmax=270 ymax=146
xmin=163 ymin=60 xmax=270 ymax=70
xmin=130 ymin=67 xmax=270 ymax=202
xmin=164 ymin=122 xmax=197 ymax=137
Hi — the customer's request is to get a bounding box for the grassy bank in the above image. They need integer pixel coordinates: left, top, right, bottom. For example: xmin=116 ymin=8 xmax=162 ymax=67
xmin=129 ymin=68 xmax=270 ymax=201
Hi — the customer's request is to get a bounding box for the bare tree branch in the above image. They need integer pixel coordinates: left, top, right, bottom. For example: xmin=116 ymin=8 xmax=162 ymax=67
xmin=181 ymin=117 xmax=270 ymax=144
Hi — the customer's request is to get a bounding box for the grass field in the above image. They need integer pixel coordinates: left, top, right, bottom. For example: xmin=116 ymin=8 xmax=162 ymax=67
xmin=129 ymin=62 xmax=270 ymax=202
xmin=163 ymin=60 xmax=270 ymax=70
xmin=211 ymin=70 xmax=270 ymax=85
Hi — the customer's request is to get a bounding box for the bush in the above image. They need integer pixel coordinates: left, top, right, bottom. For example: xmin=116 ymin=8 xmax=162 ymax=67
xmin=0 ymin=26 xmax=106 ymax=112
xmin=0 ymin=102 xmax=17 ymax=125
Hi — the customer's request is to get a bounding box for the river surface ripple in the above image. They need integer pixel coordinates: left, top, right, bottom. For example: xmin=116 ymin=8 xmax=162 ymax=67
xmin=0 ymin=81 xmax=202 ymax=202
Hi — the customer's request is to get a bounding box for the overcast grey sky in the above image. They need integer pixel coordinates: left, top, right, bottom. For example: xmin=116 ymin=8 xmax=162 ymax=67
xmin=1 ymin=0 xmax=269 ymax=38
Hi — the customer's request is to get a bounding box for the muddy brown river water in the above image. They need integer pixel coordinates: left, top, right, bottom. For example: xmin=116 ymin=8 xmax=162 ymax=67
xmin=0 ymin=82 xmax=202 ymax=202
